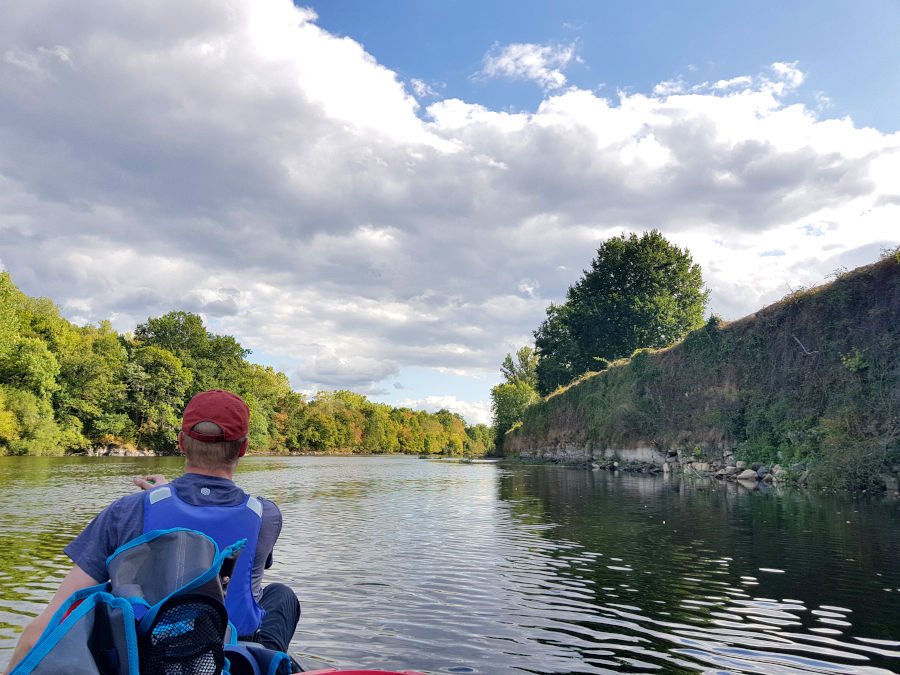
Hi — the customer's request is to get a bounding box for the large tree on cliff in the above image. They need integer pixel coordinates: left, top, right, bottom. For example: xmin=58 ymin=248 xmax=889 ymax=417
xmin=534 ymin=230 xmax=708 ymax=396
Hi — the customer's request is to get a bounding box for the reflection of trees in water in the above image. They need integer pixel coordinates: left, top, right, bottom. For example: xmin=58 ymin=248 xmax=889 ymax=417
xmin=496 ymin=465 xmax=900 ymax=671
xmin=0 ymin=456 xmax=183 ymax=610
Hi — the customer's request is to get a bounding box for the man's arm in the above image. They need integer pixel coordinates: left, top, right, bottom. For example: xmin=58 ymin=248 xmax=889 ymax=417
xmin=2 ymin=565 xmax=99 ymax=675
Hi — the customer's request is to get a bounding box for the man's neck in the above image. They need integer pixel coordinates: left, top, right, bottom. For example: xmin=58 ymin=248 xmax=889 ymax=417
xmin=183 ymin=465 xmax=235 ymax=480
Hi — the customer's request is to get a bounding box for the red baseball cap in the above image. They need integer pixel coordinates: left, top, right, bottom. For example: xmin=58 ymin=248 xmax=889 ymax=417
xmin=181 ymin=389 xmax=250 ymax=442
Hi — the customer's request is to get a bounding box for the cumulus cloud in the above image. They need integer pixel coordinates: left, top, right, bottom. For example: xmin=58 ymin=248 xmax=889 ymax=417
xmin=395 ymin=395 xmax=492 ymax=426
xmin=0 ymin=0 xmax=897 ymax=419
xmin=480 ymin=41 xmax=579 ymax=90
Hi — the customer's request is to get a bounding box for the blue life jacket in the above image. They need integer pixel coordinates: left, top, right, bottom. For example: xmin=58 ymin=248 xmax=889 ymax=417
xmin=143 ymin=484 xmax=266 ymax=637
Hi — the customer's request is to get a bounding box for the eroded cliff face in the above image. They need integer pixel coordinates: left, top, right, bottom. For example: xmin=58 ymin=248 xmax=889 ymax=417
xmin=505 ymin=256 xmax=899 ymax=488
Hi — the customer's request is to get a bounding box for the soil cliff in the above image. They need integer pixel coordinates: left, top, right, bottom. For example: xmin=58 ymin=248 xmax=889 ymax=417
xmin=504 ymin=255 xmax=900 ymax=490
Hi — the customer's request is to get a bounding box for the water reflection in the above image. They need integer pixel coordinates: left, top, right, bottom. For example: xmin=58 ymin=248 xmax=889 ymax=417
xmin=498 ymin=465 xmax=900 ymax=673
xmin=0 ymin=456 xmax=898 ymax=674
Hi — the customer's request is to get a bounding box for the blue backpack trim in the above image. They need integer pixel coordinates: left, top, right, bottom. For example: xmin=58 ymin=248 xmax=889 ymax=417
xmin=11 ymin=592 xmax=139 ymax=675
xmin=223 ymin=642 xmax=295 ymax=675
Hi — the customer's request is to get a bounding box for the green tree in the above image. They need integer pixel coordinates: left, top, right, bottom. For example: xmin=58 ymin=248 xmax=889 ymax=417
xmin=500 ymin=346 xmax=539 ymax=388
xmin=126 ymin=345 xmax=192 ymax=453
xmin=134 ymin=312 xmax=249 ymax=397
xmin=298 ymin=409 xmax=339 ymax=451
xmin=0 ymin=387 xmax=19 ymax=447
xmin=53 ymin=322 xmax=129 ymax=443
xmin=491 ymin=380 xmax=540 ymax=450
xmin=434 ymin=408 xmax=468 ymax=455
xmin=492 ymin=345 xmax=541 ymax=451
xmin=0 ymin=337 xmax=60 ymax=399
xmin=534 ymin=230 xmax=708 ymax=395
xmin=464 ymin=424 xmax=496 ymax=456
xmin=0 ymin=273 xmax=21 ymax=361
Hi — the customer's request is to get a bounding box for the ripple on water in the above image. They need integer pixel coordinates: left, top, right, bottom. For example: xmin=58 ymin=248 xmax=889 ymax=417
xmin=1 ymin=457 xmax=899 ymax=675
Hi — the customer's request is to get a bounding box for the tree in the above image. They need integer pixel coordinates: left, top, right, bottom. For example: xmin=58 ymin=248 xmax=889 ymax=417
xmin=464 ymin=424 xmax=496 ymax=456
xmin=491 ymin=345 xmax=541 ymax=451
xmin=126 ymin=345 xmax=192 ymax=453
xmin=534 ymin=230 xmax=708 ymax=395
xmin=500 ymin=346 xmax=539 ymax=388
xmin=491 ymin=380 xmax=540 ymax=450
xmin=134 ymin=312 xmax=249 ymax=397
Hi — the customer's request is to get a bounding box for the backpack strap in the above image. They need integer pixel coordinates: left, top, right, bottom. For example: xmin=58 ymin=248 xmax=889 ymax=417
xmin=224 ymin=642 xmax=296 ymax=675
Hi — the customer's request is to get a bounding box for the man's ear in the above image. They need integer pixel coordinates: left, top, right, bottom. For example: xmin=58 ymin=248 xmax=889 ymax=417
xmin=177 ymin=431 xmax=185 ymax=454
xmin=238 ymin=437 xmax=249 ymax=457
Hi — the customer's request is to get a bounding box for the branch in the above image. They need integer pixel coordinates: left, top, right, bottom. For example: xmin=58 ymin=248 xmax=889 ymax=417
xmin=791 ymin=333 xmax=819 ymax=356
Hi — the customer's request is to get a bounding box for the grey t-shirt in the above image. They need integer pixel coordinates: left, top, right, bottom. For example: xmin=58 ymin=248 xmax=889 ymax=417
xmin=64 ymin=473 xmax=282 ymax=600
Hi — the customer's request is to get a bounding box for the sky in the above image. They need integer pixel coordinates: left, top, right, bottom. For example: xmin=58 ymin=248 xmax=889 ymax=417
xmin=1 ymin=1 xmax=898 ymax=426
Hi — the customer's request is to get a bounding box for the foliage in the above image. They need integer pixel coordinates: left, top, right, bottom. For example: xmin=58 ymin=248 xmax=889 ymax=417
xmin=491 ymin=346 xmax=541 ymax=451
xmin=807 ymin=412 xmax=885 ymax=491
xmin=840 ymin=348 xmax=869 ymax=372
xmin=135 ymin=312 xmax=249 ymax=397
xmin=491 ymin=380 xmax=540 ymax=451
xmin=500 ymin=346 xmax=539 ymax=389
xmin=0 ymin=273 xmax=491 ymax=457
xmin=534 ymin=230 xmax=708 ymax=395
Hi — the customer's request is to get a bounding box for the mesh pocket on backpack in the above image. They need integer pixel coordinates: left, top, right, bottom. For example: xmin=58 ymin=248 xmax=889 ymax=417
xmin=139 ymin=594 xmax=228 ymax=675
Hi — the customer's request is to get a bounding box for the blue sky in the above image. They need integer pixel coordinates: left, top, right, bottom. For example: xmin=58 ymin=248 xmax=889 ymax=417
xmin=307 ymin=0 xmax=900 ymax=132
xmin=1 ymin=0 xmax=897 ymax=425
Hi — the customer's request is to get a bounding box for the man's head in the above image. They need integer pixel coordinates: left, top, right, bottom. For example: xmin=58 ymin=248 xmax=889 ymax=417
xmin=179 ymin=389 xmax=250 ymax=471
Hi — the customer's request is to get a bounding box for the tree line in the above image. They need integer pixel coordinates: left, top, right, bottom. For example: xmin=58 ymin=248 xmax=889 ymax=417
xmin=491 ymin=230 xmax=709 ymax=450
xmin=0 ymin=273 xmax=493 ymax=457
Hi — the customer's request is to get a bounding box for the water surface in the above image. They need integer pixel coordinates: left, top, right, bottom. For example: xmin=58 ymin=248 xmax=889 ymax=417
xmin=0 ymin=456 xmax=898 ymax=674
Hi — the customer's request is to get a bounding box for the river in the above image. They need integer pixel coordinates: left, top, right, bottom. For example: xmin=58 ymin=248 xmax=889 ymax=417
xmin=0 ymin=455 xmax=898 ymax=674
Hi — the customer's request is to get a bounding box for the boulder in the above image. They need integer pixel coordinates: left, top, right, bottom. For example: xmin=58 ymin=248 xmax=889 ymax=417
xmin=737 ymin=469 xmax=759 ymax=481
xmin=736 ymin=461 xmax=747 ymax=470
xmin=724 ymin=466 xmax=738 ymax=475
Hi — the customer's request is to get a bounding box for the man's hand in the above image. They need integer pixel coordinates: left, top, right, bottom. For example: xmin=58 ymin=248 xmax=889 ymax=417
xmin=133 ymin=475 xmax=168 ymax=490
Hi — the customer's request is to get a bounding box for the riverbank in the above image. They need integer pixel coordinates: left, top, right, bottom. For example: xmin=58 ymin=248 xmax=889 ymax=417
xmin=67 ymin=445 xmax=494 ymax=460
xmin=504 ymin=254 xmax=900 ymax=491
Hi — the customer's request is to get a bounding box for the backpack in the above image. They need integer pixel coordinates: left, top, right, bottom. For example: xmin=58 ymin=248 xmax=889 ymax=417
xmin=10 ymin=528 xmax=297 ymax=675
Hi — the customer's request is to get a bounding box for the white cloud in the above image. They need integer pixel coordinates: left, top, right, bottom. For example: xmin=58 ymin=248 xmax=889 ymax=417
xmin=410 ymin=78 xmax=440 ymax=99
xmin=771 ymin=61 xmax=804 ymax=89
xmin=517 ymin=278 xmax=540 ymax=298
xmin=480 ymin=42 xmax=579 ymax=90
xmin=0 ymin=0 xmax=897 ymax=419
xmin=395 ymin=395 xmax=492 ymax=426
